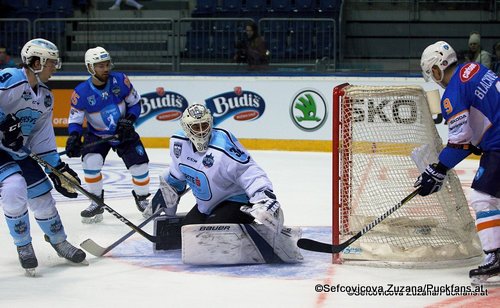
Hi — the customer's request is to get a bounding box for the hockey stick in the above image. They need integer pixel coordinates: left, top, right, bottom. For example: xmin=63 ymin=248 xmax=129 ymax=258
xmin=297 ymin=188 xmax=421 ymax=253
xmin=22 ymin=146 xmax=172 ymax=243
xmin=81 ymin=210 xmax=163 ymax=257
xmin=58 ymin=135 xmax=117 ymax=156
xmin=80 ymin=187 xmax=192 ymax=257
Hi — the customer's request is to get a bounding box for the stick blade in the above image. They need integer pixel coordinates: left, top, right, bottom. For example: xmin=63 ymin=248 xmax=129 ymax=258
xmin=297 ymin=238 xmax=333 ymax=253
xmin=80 ymin=239 xmax=107 ymax=257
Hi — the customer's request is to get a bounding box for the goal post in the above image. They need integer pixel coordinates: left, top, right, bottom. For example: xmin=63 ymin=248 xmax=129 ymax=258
xmin=332 ymin=83 xmax=482 ymax=268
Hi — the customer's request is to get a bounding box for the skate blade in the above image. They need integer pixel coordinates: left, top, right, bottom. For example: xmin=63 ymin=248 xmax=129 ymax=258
xmin=24 ymin=268 xmax=36 ymax=277
xmin=60 ymin=258 xmax=90 ymax=267
xmin=471 ymin=275 xmax=500 ymax=286
xmin=70 ymin=259 xmax=89 ymax=266
xmin=81 ymin=214 xmax=103 ymax=224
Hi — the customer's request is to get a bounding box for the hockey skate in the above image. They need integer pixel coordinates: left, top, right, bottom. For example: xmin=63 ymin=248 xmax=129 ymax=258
xmin=132 ymin=190 xmax=151 ymax=217
xmin=81 ymin=190 xmax=104 ymax=224
xmin=17 ymin=243 xmax=38 ymax=277
xmin=469 ymin=249 xmax=500 ymax=286
xmin=44 ymin=235 xmax=87 ymax=264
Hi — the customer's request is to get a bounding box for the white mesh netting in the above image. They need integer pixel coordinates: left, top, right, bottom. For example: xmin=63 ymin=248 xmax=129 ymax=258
xmin=335 ymin=85 xmax=481 ymax=268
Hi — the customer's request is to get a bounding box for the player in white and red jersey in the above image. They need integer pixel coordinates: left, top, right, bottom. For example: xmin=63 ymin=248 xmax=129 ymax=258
xmin=416 ymin=41 xmax=499 ymax=285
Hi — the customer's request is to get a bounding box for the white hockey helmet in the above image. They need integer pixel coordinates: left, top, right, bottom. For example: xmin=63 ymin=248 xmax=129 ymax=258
xmin=420 ymin=41 xmax=457 ymax=83
xmin=85 ymin=46 xmax=112 ymax=75
xmin=21 ymin=38 xmax=61 ymax=73
xmin=181 ymin=104 xmax=213 ymax=153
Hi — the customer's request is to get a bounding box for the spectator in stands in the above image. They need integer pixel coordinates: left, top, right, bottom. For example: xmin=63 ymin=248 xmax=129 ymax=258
xmin=0 ymin=47 xmax=16 ymax=70
xmin=492 ymin=42 xmax=500 ymax=76
xmin=109 ymin=0 xmax=143 ymax=10
xmin=234 ymin=22 xmax=269 ymax=70
xmin=465 ymin=31 xmax=492 ymax=69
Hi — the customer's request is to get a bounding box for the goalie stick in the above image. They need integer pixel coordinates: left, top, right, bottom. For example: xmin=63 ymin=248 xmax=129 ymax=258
xmin=81 ymin=187 xmax=192 ymax=257
xmin=297 ymin=188 xmax=421 ymax=253
xmin=23 ymin=147 xmax=173 ymax=244
xmin=58 ymin=135 xmax=117 ymax=157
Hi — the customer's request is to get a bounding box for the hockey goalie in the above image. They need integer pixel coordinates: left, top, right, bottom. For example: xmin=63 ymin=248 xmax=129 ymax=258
xmin=145 ymin=104 xmax=303 ymax=264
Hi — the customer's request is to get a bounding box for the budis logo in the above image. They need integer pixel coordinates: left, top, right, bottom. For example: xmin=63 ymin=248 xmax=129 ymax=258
xmin=135 ymin=89 xmax=188 ymax=127
xmin=290 ymin=89 xmax=328 ymax=131
xmin=205 ymin=89 xmax=265 ymax=126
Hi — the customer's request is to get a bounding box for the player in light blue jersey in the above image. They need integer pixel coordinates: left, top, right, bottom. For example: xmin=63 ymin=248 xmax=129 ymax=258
xmin=416 ymin=41 xmax=499 ymax=285
xmin=65 ymin=47 xmax=151 ymax=223
xmin=146 ymin=104 xmax=303 ymax=263
xmin=0 ymin=38 xmax=86 ymax=276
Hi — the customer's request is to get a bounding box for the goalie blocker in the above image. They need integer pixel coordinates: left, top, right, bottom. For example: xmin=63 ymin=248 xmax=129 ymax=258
xmin=153 ymin=217 xmax=303 ymax=264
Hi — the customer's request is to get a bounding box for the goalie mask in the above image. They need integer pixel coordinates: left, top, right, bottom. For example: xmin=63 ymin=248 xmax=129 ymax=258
xmin=85 ymin=46 xmax=113 ymax=76
xmin=181 ymin=104 xmax=213 ymax=153
xmin=21 ymin=38 xmax=61 ymax=73
xmin=420 ymin=41 xmax=457 ymax=86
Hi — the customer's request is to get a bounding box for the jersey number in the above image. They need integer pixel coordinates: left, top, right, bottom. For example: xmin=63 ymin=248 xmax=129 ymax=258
xmin=0 ymin=73 xmax=12 ymax=83
xmin=230 ymin=147 xmax=244 ymax=157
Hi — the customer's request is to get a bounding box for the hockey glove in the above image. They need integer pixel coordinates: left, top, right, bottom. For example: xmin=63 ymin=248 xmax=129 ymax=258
xmin=414 ymin=162 xmax=448 ymax=196
xmin=144 ymin=175 xmax=180 ymax=217
xmin=241 ymin=190 xmax=284 ymax=231
xmin=65 ymin=132 xmax=83 ymax=158
xmin=0 ymin=114 xmax=23 ymax=151
xmin=116 ymin=115 xmax=136 ymax=143
xmin=49 ymin=162 xmax=82 ymax=199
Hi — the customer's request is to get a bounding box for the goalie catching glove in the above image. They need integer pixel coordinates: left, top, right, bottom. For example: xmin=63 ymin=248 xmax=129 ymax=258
xmin=48 ymin=162 xmax=81 ymax=198
xmin=241 ymin=190 xmax=284 ymax=231
xmin=144 ymin=175 xmax=180 ymax=217
xmin=414 ymin=162 xmax=448 ymax=196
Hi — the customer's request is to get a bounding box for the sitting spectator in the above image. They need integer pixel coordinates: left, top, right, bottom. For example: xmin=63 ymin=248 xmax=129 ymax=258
xmin=465 ymin=31 xmax=492 ymax=69
xmin=0 ymin=47 xmax=16 ymax=70
xmin=234 ymin=22 xmax=269 ymax=70
xmin=492 ymin=42 xmax=500 ymax=76
xmin=109 ymin=0 xmax=143 ymax=10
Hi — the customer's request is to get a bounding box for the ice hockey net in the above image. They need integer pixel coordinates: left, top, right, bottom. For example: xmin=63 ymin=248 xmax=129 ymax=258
xmin=332 ymin=83 xmax=481 ymax=268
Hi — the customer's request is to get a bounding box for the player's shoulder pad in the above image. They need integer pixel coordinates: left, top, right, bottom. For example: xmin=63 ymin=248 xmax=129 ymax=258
xmin=171 ymin=130 xmax=188 ymax=141
xmin=38 ymin=81 xmax=50 ymax=91
xmin=209 ymin=128 xmax=250 ymax=163
xmin=0 ymin=68 xmax=28 ymax=90
xmin=111 ymin=72 xmax=132 ymax=90
xmin=75 ymin=78 xmax=92 ymax=94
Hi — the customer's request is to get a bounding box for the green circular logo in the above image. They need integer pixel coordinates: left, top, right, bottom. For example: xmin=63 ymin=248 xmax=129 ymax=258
xmin=290 ymin=89 xmax=328 ymax=131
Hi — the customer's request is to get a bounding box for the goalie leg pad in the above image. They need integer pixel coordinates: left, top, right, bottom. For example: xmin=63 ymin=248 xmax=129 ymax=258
xmin=181 ymin=223 xmax=303 ymax=265
xmin=181 ymin=224 xmax=271 ymax=265
xmin=251 ymin=224 xmax=304 ymax=263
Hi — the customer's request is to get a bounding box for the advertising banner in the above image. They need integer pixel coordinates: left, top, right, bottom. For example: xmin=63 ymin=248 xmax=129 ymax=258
xmin=50 ymin=75 xmax=447 ymax=151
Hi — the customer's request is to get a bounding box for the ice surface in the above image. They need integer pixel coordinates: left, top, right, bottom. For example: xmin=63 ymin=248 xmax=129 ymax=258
xmin=0 ymin=149 xmax=498 ymax=307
